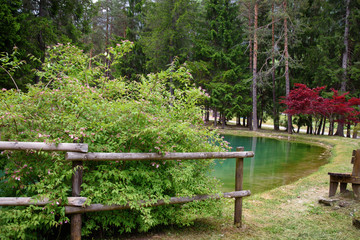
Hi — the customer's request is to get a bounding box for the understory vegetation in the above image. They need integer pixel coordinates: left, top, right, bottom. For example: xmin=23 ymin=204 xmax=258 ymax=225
xmin=0 ymin=43 xmax=229 ymax=239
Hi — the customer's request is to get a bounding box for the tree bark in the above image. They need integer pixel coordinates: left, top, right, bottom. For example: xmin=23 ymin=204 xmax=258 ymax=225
xmin=283 ymin=0 xmax=292 ymax=134
xmin=252 ymin=2 xmax=258 ymax=131
xmin=347 ymin=124 xmax=351 ymax=138
xmin=236 ymin=115 xmax=241 ymax=126
xmin=336 ymin=0 xmax=350 ymax=137
xmin=329 ymin=120 xmax=334 ymax=136
xmin=317 ymin=117 xmax=323 ymax=135
xmin=105 ymin=0 xmax=110 ymax=79
xmin=353 ymin=123 xmax=358 ymax=139
xmin=205 ymin=105 xmax=210 ymax=122
xmin=321 ymin=117 xmax=326 ymax=135
xmin=272 ymin=2 xmax=279 ymax=131
xmin=214 ymin=108 xmax=217 ymax=127
xmin=221 ymin=112 xmax=226 ymax=129
xmin=248 ymin=2 xmax=253 ymax=73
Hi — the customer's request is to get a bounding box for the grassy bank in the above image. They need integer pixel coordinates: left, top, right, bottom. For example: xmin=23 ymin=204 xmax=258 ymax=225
xmin=123 ymin=127 xmax=360 ymax=240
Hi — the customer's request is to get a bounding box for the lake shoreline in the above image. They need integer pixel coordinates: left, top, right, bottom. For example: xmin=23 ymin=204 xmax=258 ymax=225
xmin=215 ymin=132 xmax=329 ymax=194
xmin=121 ymin=126 xmax=360 ymax=239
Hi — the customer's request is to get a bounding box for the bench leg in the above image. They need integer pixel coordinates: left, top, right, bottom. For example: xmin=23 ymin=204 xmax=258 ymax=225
xmin=329 ymin=182 xmax=338 ymax=197
xmin=352 ymin=184 xmax=360 ymax=200
xmin=340 ymin=183 xmax=348 ymax=193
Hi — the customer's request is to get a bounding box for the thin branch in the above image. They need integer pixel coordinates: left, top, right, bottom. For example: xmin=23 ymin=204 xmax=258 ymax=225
xmin=0 ymin=65 xmax=19 ymax=91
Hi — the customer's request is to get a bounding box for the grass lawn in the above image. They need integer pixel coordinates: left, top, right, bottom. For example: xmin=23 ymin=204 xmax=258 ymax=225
xmin=121 ymin=126 xmax=360 ymax=240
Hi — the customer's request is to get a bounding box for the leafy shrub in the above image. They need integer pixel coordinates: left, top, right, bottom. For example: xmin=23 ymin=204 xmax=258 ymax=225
xmin=0 ymin=42 xmax=229 ymax=238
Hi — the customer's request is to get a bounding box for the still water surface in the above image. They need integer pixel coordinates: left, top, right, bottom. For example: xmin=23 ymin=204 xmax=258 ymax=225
xmin=213 ymin=135 xmax=329 ymax=194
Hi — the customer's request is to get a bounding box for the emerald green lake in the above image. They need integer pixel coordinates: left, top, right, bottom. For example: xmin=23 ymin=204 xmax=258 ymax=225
xmin=213 ymin=135 xmax=329 ymax=194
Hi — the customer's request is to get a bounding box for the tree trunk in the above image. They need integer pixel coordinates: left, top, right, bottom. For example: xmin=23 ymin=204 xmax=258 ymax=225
xmin=205 ymin=106 xmax=210 ymax=122
xmin=329 ymin=120 xmax=334 ymax=136
xmin=283 ymin=0 xmax=292 ymax=134
xmin=272 ymin=3 xmax=279 ymax=131
xmin=222 ymin=113 xmax=226 ymax=129
xmin=321 ymin=117 xmax=326 ymax=135
xmin=336 ymin=0 xmax=350 ymax=137
xmin=317 ymin=117 xmax=323 ymax=135
xmin=214 ymin=108 xmax=217 ymax=127
xmin=105 ymin=0 xmax=110 ymax=78
xmin=346 ymin=124 xmax=351 ymax=138
xmin=248 ymin=2 xmax=253 ymax=73
xmin=248 ymin=113 xmax=252 ymax=130
xmin=35 ymin=0 xmax=48 ymax=84
xmin=236 ymin=115 xmax=241 ymax=126
xmin=353 ymin=123 xmax=358 ymax=139
xmin=252 ymin=3 xmax=259 ymax=131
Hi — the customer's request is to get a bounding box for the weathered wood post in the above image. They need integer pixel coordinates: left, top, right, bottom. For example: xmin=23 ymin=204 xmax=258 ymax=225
xmin=234 ymin=146 xmax=244 ymax=227
xmin=352 ymin=149 xmax=360 ymax=199
xmin=71 ymin=160 xmax=83 ymax=240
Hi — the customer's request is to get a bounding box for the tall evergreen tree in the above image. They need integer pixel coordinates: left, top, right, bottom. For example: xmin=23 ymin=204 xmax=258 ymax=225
xmin=0 ymin=0 xmax=93 ymax=89
xmin=192 ymin=0 xmax=249 ymax=128
xmin=141 ymin=0 xmax=199 ymax=72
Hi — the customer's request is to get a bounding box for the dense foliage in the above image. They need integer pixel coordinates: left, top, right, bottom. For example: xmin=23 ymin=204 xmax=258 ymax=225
xmin=1 ymin=0 xmax=360 ymax=135
xmin=282 ymin=83 xmax=360 ymax=135
xmin=0 ymin=43 xmax=229 ymax=238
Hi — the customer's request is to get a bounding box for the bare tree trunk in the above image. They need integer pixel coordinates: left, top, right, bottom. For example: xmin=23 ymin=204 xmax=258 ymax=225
xmin=35 ymin=0 xmax=48 ymax=84
xmin=105 ymin=0 xmax=110 ymax=78
xmin=272 ymin=2 xmax=279 ymax=131
xmin=321 ymin=117 xmax=326 ymax=135
xmin=317 ymin=117 xmax=323 ymax=135
xmin=248 ymin=2 xmax=253 ymax=73
xmin=247 ymin=2 xmax=253 ymax=131
xmin=205 ymin=105 xmax=210 ymax=122
xmin=353 ymin=123 xmax=358 ymax=139
xmin=252 ymin=3 xmax=259 ymax=131
xmin=222 ymin=113 xmax=226 ymax=129
xmin=347 ymin=124 xmax=351 ymax=138
xmin=214 ymin=108 xmax=218 ymax=127
xmin=236 ymin=115 xmax=241 ymax=126
xmin=336 ymin=0 xmax=350 ymax=137
xmin=341 ymin=0 xmax=350 ymax=92
xmin=283 ymin=0 xmax=292 ymax=134
xmin=329 ymin=120 xmax=334 ymax=136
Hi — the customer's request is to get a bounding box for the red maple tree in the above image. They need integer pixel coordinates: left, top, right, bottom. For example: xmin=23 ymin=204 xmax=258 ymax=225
xmin=281 ymin=84 xmax=360 ymax=135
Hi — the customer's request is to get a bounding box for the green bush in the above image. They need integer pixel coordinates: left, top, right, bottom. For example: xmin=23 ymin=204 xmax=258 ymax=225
xmin=0 ymin=43 xmax=229 ymax=238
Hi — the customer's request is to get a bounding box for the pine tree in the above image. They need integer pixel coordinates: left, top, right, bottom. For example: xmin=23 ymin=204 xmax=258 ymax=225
xmin=192 ymin=0 xmax=249 ymax=128
xmin=141 ymin=0 xmax=199 ymax=72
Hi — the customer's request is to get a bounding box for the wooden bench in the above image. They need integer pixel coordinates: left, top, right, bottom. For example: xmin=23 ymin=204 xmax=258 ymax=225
xmin=328 ymin=149 xmax=360 ymax=199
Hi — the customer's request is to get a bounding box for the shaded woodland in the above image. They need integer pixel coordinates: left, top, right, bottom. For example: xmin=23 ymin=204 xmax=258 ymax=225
xmin=1 ymin=0 xmax=360 ymax=136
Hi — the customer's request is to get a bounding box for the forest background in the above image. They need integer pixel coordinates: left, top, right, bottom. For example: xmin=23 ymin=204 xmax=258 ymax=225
xmin=1 ymin=0 xmax=360 ymax=136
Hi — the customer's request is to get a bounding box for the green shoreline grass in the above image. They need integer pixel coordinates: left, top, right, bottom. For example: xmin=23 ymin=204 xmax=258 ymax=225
xmin=121 ymin=126 xmax=360 ymax=240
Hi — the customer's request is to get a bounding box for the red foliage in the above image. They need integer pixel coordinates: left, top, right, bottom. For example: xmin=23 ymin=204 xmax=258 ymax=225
xmin=281 ymin=84 xmax=360 ymax=124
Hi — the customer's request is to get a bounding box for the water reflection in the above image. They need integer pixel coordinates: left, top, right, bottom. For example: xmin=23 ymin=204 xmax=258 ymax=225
xmin=213 ymin=135 xmax=328 ymax=194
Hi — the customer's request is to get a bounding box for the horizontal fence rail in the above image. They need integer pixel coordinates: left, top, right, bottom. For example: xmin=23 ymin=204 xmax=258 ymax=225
xmin=0 ymin=190 xmax=251 ymax=214
xmin=0 ymin=141 xmax=88 ymax=152
xmin=65 ymin=151 xmax=254 ymax=161
xmin=64 ymin=190 xmax=251 ymax=214
xmin=0 ymin=197 xmax=87 ymax=207
xmin=0 ymin=141 xmax=253 ymax=240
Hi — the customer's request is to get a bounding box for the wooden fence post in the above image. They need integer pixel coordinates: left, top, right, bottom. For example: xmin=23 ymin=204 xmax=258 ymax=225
xmin=352 ymin=149 xmax=360 ymax=199
xmin=234 ymin=146 xmax=244 ymax=227
xmin=71 ymin=160 xmax=83 ymax=240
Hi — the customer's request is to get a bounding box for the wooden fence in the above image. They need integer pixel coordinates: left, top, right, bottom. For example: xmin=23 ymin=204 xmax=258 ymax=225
xmin=0 ymin=141 xmax=254 ymax=240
